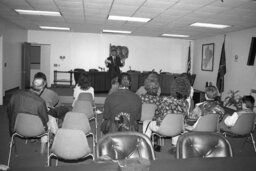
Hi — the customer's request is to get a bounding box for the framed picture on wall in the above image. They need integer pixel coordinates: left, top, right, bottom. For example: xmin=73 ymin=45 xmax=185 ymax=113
xmin=201 ymin=43 xmax=214 ymax=71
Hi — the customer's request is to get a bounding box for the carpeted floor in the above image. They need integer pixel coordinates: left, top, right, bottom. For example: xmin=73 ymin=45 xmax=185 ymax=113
xmin=1 ymin=87 xmax=256 ymax=169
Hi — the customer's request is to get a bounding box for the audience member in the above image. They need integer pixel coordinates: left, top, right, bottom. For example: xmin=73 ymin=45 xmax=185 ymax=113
xmin=186 ymin=85 xmax=225 ymax=129
xmin=143 ymin=77 xmax=191 ymax=152
xmin=139 ymin=76 xmax=162 ymax=113
xmin=108 ymin=76 xmax=119 ymax=95
xmin=136 ymin=72 xmax=161 ymax=96
xmin=220 ymin=95 xmax=255 ymax=131
xmin=101 ymin=73 xmax=142 ymax=134
xmin=7 ymin=77 xmax=58 ymax=154
xmin=72 ymin=72 xmax=94 ymax=107
xmin=34 ymin=72 xmax=69 ymax=123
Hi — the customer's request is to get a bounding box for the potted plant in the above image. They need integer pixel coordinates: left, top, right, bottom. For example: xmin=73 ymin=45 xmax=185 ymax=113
xmin=223 ymin=90 xmax=242 ymax=110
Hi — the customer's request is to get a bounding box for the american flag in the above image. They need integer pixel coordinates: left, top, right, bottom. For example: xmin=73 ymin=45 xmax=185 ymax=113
xmin=187 ymin=43 xmax=191 ymax=74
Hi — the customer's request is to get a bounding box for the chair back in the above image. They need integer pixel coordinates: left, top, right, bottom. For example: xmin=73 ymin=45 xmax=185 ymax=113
xmin=140 ymin=103 xmax=157 ymax=121
xmin=77 ymin=92 xmax=94 ymax=106
xmin=72 ymin=100 xmax=94 ymax=118
xmin=14 ymin=113 xmax=46 ymax=137
xmin=97 ymin=132 xmax=155 ymax=161
xmin=51 ymin=128 xmax=91 ymax=160
xmin=157 ymin=114 xmax=184 ymax=136
xmin=177 ymin=132 xmax=232 ymax=159
xmin=192 ymin=114 xmax=219 ymax=132
xmin=229 ymin=113 xmax=255 ymax=135
xmin=62 ymin=112 xmax=91 ymax=134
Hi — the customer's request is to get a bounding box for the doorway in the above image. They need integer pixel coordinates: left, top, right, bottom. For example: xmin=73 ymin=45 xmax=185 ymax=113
xmin=21 ymin=43 xmax=51 ymax=89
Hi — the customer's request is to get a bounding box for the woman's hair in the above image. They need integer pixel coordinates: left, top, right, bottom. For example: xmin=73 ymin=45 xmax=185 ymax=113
xmin=77 ymin=72 xmax=91 ymax=90
xmin=144 ymin=79 xmax=160 ymax=96
xmin=242 ymin=95 xmax=255 ymax=109
xmin=170 ymin=77 xmax=191 ymax=100
xmin=205 ymin=85 xmax=218 ymax=100
xmin=118 ymin=73 xmax=131 ymax=88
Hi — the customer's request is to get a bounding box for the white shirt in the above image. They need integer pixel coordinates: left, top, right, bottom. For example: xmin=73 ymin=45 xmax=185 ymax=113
xmin=72 ymin=85 xmax=94 ymax=107
xmin=224 ymin=112 xmax=239 ymax=127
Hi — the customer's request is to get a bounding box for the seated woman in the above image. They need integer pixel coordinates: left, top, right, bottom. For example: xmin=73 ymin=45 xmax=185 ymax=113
xmin=142 ymin=77 xmax=191 ymax=151
xmin=186 ymin=85 xmax=225 ymax=129
xmin=140 ymin=76 xmax=161 ymax=108
xmin=220 ymin=95 xmax=255 ymax=130
xmin=72 ymin=72 xmax=95 ymax=107
xmin=136 ymin=72 xmax=161 ymax=96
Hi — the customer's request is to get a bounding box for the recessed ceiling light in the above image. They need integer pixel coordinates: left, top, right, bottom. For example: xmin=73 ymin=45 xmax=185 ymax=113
xmin=161 ymin=34 xmax=190 ymax=38
xmin=102 ymin=29 xmax=132 ymax=34
xmin=190 ymin=22 xmax=230 ymax=29
xmin=108 ymin=15 xmax=150 ymax=22
xmin=15 ymin=9 xmax=61 ymax=16
xmin=40 ymin=26 xmax=70 ymax=31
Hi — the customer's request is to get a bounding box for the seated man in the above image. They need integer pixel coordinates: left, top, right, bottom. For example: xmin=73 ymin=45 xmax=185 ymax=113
xmin=186 ymin=85 xmax=225 ymax=129
xmin=7 ymin=77 xmax=58 ymax=154
xmin=220 ymin=95 xmax=255 ymax=130
xmin=101 ymin=73 xmax=142 ymax=134
xmin=34 ymin=72 xmax=69 ymax=123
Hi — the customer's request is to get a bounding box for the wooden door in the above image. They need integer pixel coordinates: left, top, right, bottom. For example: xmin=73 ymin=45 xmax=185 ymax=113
xmin=21 ymin=42 xmax=32 ymax=89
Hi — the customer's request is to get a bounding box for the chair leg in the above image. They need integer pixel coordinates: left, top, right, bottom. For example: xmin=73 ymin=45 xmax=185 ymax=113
xmin=7 ymin=135 xmax=15 ymax=167
xmin=250 ymin=133 xmax=256 ymax=152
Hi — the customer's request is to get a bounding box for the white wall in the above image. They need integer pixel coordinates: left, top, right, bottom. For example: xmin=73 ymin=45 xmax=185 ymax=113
xmin=0 ymin=36 xmax=2 ymax=105
xmin=193 ymin=27 xmax=256 ymax=99
xmin=28 ymin=30 xmax=192 ymax=85
xmin=0 ymin=17 xmax=27 ymax=102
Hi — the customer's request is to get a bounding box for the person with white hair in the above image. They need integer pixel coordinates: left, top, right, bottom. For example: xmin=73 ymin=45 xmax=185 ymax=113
xmin=7 ymin=77 xmax=58 ymax=154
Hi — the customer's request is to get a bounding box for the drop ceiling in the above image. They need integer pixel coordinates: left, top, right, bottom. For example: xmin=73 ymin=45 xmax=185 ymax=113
xmin=0 ymin=0 xmax=256 ymax=39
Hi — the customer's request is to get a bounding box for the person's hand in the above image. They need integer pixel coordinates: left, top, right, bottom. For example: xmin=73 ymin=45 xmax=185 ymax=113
xmin=105 ymin=59 xmax=111 ymax=66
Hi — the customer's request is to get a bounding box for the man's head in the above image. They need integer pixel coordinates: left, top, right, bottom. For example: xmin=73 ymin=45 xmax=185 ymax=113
xmin=205 ymin=85 xmax=218 ymax=100
xmin=118 ymin=73 xmax=131 ymax=89
xmin=34 ymin=72 xmax=47 ymax=86
xmin=111 ymin=49 xmax=117 ymax=57
xmin=242 ymin=95 xmax=255 ymax=110
xmin=31 ymin=78 xmax=46 ymax=94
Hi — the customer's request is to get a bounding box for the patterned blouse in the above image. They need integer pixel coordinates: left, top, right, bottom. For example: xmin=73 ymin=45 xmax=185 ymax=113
xmin=188 ymin=100 xmax=225 ymax=121
xmin=140 ymin=94 xmax=162 ymax=116
xmin=153 ymin=96 xmax=189 ymax=126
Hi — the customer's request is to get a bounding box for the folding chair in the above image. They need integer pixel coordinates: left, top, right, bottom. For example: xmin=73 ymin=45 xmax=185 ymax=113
xmin=62 ymin=111 xmax=95 ymax=156
xmin=48 ymin=128 xmax=94 ymax=166
xmin=8 ymin=113 xmax=49 ymax=167
xmin=151 ymin=114 xmax=184 ymax=146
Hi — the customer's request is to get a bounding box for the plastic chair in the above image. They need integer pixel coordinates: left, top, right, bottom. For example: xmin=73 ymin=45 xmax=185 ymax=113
xmin=176 ymin=132 xmax=233 ymax=159
xmin=221 ymin=113 xmax=256 ymax=152
xmin=97 ymin=131 xmax=155 ymax=161
xmin=8 ymin=113 xmax=49 ymax=167
xmin=48 ymin=128 xmax=93 ymax=166
xmin=151 ymin=114 xmax=184 ymax=146
xmin=62 ymin=111 xmax=95 ymax=156
xmin=77 ymin=92 xmax=94 ymax=107
xmin=139 ymin=103 xmax=157 ymax=123
xmin=186 ymin=114 xmax=219 ymax=132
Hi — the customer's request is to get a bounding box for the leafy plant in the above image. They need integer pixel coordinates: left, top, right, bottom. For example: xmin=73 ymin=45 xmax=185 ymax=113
xmin=224 ymin=90 xmax=242 ymax=110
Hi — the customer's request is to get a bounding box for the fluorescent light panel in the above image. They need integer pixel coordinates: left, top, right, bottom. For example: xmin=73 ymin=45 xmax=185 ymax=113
xmin=190 ymin=22 xmax=230 ymax=29
xmin=15 ymin=9 xmax=61 ymax=16
xmin=40 ymin=26 xmax=70 ymax=31
xmin=103 ymin=29 xmax=131 ymax=34
xmin=161 ymin=34 xmax=189 ymax=38
xmin=108 ymin=15 xmax=150 ymax=22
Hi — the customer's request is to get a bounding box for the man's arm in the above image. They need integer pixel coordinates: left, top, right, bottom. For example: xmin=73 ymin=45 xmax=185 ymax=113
xmin=38 ymin=102 xmax=49 ymax=130
xmin=224 ymin=112 xmax=238 ymax=127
